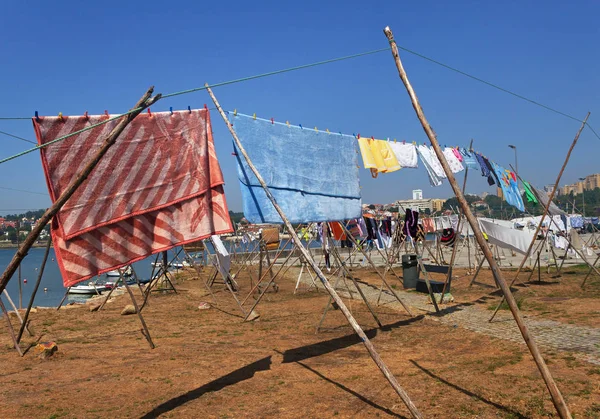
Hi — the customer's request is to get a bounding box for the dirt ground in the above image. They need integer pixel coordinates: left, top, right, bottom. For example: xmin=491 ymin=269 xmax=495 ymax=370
xmin=0 ymin=262 xmax=599 ymax=418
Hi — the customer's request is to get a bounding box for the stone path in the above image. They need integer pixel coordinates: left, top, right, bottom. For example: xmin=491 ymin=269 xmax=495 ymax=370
xmin=299 ymin=271 xmax=600 ymax=366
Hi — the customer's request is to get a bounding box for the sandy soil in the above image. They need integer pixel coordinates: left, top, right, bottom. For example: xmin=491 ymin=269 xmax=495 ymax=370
xmin=0 ymin=264 xmax=599 ymax=418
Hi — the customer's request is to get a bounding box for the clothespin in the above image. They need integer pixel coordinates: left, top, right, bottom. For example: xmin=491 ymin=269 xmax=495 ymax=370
xmin=147 ymin=108 xmax=152 ymax=117
xmin=286 ymin=120 xmax=290 ymax=127
xmin=271 ymin=117 xmax=274 ymax=124
xmin=326 ymin=129 xmax=330 ymax=134
xmin=314 ymin=126 xmax=318 ymax=132
xmin=299 ymin=124 xmax=303 ymax=129
xmin=169 ymin=107 xmax=173 ymax=115
xmin=412 ymin=141 xmax=416 ymax=145
xmin=233 ymin=109 xmax=237 ymax=116
xmin=204 ymin=104 xmax=208 ymax=111
xmin=339 ymin=131 xmax=342 ymax=136
xmin=188 ymin=106 xmax=191 ymax=113
xmin=357 ymin=133 xmax=360 ymax=139
xmin=84 ymin=111 xmax=89 ymax=120
xmin=58 ymin=112 xmax=63 ymax=121
xmin=253 ymin=113 xmax=256 ymax=120
xmin=371 ymin=136 xmax=375 ymax=141
xmin=104 ymin=110 xmax=109 ymax=117
xmin=34 ymin=111 xmax=39 ymax=121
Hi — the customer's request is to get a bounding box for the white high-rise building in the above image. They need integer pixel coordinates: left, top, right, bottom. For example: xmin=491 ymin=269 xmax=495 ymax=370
xmin=412 ymin=189 xmax=423 ymax=200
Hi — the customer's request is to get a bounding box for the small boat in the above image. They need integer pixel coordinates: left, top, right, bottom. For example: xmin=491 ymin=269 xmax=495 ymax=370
xmin=68 ymin=283 xmax=108 ymax=295
xmin=151 ymin=260 xmax=191 ymax=269
xmin=106 ymin=265 xmax=133 ymax=277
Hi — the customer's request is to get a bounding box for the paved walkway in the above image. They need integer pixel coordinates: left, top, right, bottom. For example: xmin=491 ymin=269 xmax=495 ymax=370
xmin=298 ymin=271 xmax=600 ymax=366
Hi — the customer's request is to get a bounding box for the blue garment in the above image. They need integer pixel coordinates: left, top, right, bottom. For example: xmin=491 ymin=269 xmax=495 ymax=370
xmin=475 ymin=153 xmax=490 ymax=177
xmin=570 ymin=216 xmax=584 ymax=228
xmin=460 ymin=148 xmax=480 ymax=170
xmin=491 ymin=162 xmax=524 ymax=212
xmin=230 ymin=113 xmax=362 ymax=223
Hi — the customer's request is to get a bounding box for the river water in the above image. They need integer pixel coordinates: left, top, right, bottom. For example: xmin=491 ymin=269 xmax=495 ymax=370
xmin=0 ymin=239 xmax=318 ymax=308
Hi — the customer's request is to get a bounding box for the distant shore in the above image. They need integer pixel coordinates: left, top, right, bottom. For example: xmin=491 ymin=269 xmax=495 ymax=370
xmin=0 ymin=241 xmax=51 ymax=249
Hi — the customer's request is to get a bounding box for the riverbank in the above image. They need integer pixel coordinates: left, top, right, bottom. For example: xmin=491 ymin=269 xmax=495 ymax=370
xmin=0 ymin=241 xmax=51 ymax=249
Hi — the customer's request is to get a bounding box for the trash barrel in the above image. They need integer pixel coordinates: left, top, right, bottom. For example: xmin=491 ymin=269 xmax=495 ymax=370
xmin=402 ymin=254 xmax=419 ymax=289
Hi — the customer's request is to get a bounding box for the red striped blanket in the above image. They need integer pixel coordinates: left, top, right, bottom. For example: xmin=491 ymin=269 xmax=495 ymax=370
xmin=33 ymin=109 xmax=232 ymax=286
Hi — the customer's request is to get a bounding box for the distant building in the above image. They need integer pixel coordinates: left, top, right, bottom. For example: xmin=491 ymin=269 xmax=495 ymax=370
xmin=559 ymin=173 xmax=600 ymax=195
xmin=395 ymin=198 xmax=445 ymax=214
xmin=412 ymin=189 xmax=423 ymax=200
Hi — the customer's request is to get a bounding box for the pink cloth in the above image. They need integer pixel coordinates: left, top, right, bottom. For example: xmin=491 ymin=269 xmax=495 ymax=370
xmin=33 ymin=109 xmax=233 ymax=286
xmin=452 ymin=148 xmax=463 ymax=162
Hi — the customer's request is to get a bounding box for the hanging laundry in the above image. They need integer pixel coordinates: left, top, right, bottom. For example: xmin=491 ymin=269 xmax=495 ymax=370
xmin=479 ymin=218 xmax=535 ymax=255
xmin=474 ymin=152 xmax=490 ymax=177
xmin=402 ymin=209 xmax=419 ymax=238
xmin=33 ymin=109 xmax=233 ymax=287
xmin=388 ymin=141 xmax=418 ymax=168
xmin=449 ymin=214 xmax=459 ymax=230
xmin=329 ymin=221 xmax=347 ymax=241
xmin=479 ymin=155 xmax=498 ymax=186
xmin=522 ymin=180 xmax=538 ymax=205
xmin=442 ymin=147 xmax=465 ymax=173
xmin=440 ymin=228 xmax=456 ymax=247
xmin=460 ymin=148 xmax=480 ymax=170
xmin=358 ymin=137 xmax=401 ymax=176
xmin=417 ymin=145 xmax=446 ymax=187
xmin=346 ymin=219 xmax=365 ymax=239
xmin=231 ymin=114 xmax=362 ymax=223
xmin=530 ymin=185 xmax=567 ymax=217
xmin=453 ymin=148 xmax=464 ymax=162
xmin=422 ymin=217 xmax=435 ymax=233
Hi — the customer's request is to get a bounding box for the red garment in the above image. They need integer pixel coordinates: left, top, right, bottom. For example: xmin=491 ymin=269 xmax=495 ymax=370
xmin=422 ymin=218 xmax=435 ymax=233
xmin=33 ymin=109 xmax=233 ymax=286
xmin=328 ymin=222 xmax=346 ymax=241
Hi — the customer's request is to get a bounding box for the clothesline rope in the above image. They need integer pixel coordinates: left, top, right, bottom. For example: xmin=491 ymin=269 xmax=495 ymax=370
xmin=0 ymin=48 xmax=391 ymax=164
xmin=1 ymin=42 xmax=598 ymax=164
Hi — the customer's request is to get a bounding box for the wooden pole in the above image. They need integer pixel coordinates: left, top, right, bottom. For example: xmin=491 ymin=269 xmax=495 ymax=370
xmin=206 ymin=84 xmax=423 ymax=419
xmin=440 ymin=139 xmax=472 ymax=303
xmin=0 ymin=87 xmax=161 ymax=296
xmin=489 ymin=119 xmax=592 ymax=320
xmin=17 ymin=238 xmax=52 ymax=343
xmin=505 ymin=114 xmax=590 ymax=289
xmin=0 ymin=298 xmax=22 ymax=356
xmin=384 ymin=25 xmax=572 ymax=419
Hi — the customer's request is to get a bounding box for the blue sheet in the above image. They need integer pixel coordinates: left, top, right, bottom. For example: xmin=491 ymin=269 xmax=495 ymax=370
xmin=230 ymin=113 xmax=362 ymax=224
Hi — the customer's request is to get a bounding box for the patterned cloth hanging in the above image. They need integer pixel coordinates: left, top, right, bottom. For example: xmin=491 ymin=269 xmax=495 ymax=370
xmin=33 ymin=109 xmax=233 ymax=286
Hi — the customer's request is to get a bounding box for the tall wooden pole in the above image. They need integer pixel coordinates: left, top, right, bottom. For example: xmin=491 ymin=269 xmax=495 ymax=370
xmin=206 ymin=85 xmax=423 ymax=419
xmin=505 ymin=113 xmax=589 ymax=288
xmin=383 ymin=26 xmax=572 ymax=419
xmin=439 ymin=139 xmax=472 ymax=303
xmin=489 ymin=116 xmax=590 ymax=321
xmin=0 ymin=87 xmax=161 ymax=296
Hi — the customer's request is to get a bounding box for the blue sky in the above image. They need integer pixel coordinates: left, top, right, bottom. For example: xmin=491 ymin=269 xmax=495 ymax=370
xmin=0 ymin=1 xmax=599 ymax=215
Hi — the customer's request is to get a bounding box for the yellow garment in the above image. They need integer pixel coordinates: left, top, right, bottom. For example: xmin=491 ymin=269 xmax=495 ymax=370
xmin=357 ymin=138 xmax=401 ymax=176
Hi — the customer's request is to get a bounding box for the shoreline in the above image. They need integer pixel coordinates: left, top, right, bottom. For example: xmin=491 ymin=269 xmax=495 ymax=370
xmin=0 ymin=242 xmax=51 ymax=249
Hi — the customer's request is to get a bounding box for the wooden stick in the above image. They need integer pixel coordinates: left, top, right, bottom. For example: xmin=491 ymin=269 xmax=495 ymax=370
xmin=439 ymin=140 xmax=472 ymax=303
xmin=0 ymin=298 xmax=22 ymax=356
xmin=122 ymin=277 xmax=155 ymax=349
xmin=207 ymin=84 xmax=423 ymax=418
xmin=506 ymin=115 xmax=590 ymax=289
xmin=384 ymin=25 xmax=572 ymax=419
xmin=56 ymin=288 xmax=70 ymax=310
xmin=0 ymin=87 xmax=161 ymax=297
xmin=338 ymin=222 xmax=414 ymax=316
xmin=17 ymin=238 xmax=52 ymax=342
xmin=581 ymin=253 xmax=600 ymax=287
